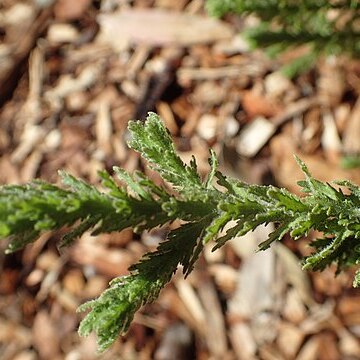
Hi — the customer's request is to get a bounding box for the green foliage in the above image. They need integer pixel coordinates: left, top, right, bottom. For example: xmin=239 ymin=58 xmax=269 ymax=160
xmin=1 ymin=113 xmax=360 ymax=350
xmin=341 ymin=155 xmax=360 ymax=169
xmin=206 ymin=0 xmax=360 ymax=77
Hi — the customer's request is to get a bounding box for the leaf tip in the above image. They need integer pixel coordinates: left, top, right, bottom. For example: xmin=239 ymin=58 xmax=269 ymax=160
xmin=294 ymin=154 xmax=313 ymax=179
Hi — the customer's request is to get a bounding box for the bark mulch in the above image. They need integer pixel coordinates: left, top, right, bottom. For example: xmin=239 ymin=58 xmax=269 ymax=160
xmin=1 ymin=1 xmax=360 ymax=359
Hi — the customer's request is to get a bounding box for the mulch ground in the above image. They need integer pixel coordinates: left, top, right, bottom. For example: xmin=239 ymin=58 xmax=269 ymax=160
xmin=1 ymin=1 xmax=360 ymax=359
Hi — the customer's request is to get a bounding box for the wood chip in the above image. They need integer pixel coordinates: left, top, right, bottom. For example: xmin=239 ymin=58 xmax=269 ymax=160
xmin=229 ymin=322 xmax=257 ymax=360
xmin=2 ymin=1 xmax=360 ymax=357
xmin=343 ymin=96 xmax=360 ymax=154
xmin=317 ymin=331 xmax=341 ymax=360
xmin=36 ymin=253 xmax=64 ymax=302
xmin=62 ymin=269 xmax=85 ymax=297
xmin=0 ymin=155 xmax=20 ymax=183
xmin=156 ymin=101 xmax=178 ymax=135
xmin=337 ymin=295 xmax=360 ymax=327
xmin=0 ymin=319 xmax=32 ymax=351
xmin=258 ymin=344 xmax=285 ymax=360
xmin=50 ymin=283 xmax=79 ymax=312
xmin=0 ymin=6 xmax=51 ymax=105
xmin=317 ymin=57 xmax=346 ymax=106
xmin=178 ymin=65 xmax=252 ymax=81
xmin=32 ymin=310 xmax=61 ymax=359
xmin=272 ymin=97 xmax=318 ymax=127
xmin=197 ymin=114 xmax=218 ymax=140
xmin=175 ymin=278 xmax=206 ymax=335
xmin=277 ymin=322 xmax=305 ymax=358
xmin=236 ymin=116 xmax=276 ymax=157
xmin=198 ymin=277 xmax=228 ymax=356
xmin=242 ymin=89 xmax=281 ymax=119
xmin=47 ymin=23 xmax=80 ymax=44
xmin=25 ymin=269 xmax=44 ymax=287
xmin=282 ymin=288 xmax=308 ymax=324
xmin=229 ymin=223 xmax=273 ymax=259
xmin=83 ymin=275 xmax=108 ymax=299
xmin=191 ymin=81 xmax=226 ymax=106
xmin=154 ymin=323 xmax=194 ymax=360
xmin=224 ymin=116 xmax=240 ymax=138
xmin=21 ymin=150 xmax=43 ymax=182
xmin=45 ymin=63 xmax=103 ymax=106
xmin=3 ymin=3 xmax=35 ymax=29
xmin=126 ymin=45 xmax=151 ymax=78
xmin=18 ymin=44 xmax=44 ymax=127
xmin=264 ymin=71 xmax=298 ymax=101
xmin=208 ymin=264 xmax=237 ymax=295
xmin=300 ymin=301 xmax=335 ymax=334
xmin=11 ymin=125 xmax=45 ymax=164
xmin=54 ymin=0 xmax=91 ymax=21
xmin=321 ymin=110 xmax=342 ymax=159
xmin=70 ymin=235 xmax=135 ymax=277
xmin=296 ymin=336 xmax=320 ymax=360
xmin=97 ymin=9 xmax=233 ymax=48
xmin=13 ymin=350 xmax=37 ymax=360
xmin=270 ymin=133 xmax=360 ymax=192
xmin=274 ymin=243 xmax=314 ymax=306
xmin=338 ymin=328 xmax=360 ymax=357
xmin=229 ymin=247 xmax=276 ymax=318
xmin=95 ymin=99 xmax=113 ymax=157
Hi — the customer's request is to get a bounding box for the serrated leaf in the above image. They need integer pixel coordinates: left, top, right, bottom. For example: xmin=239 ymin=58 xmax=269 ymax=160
xmin=2 ymin=112 xmax=360 ymax=352
xmin=127 ymin=113 xmax=202 ymax=191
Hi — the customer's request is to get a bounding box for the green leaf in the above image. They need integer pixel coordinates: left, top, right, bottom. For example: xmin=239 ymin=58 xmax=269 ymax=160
xmin=78 ymin=218 xmax=211 ymax=351
xmin=127 ymin=113 xmax=202 ymax=192
xmin=2 ymin=113 xmax=360 ymax=351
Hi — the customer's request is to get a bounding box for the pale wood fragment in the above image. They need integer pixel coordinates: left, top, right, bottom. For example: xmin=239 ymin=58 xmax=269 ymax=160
xmin=343 ymin=96 xmax=360 ymax=154
xmin=296 ymin=336 xmax=320 ymax=360
xmin=229 ymin=322 xmax=257 ymax=360
xmin=97 ymin=9 xmax=233 ymax=48
xmin=277 ymin=322 xmax=305 ymax=358
xmin=198 ymin=277 xmax=228 ymax=357
xmin=236 ymin=116 xmax=276 ymax=157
